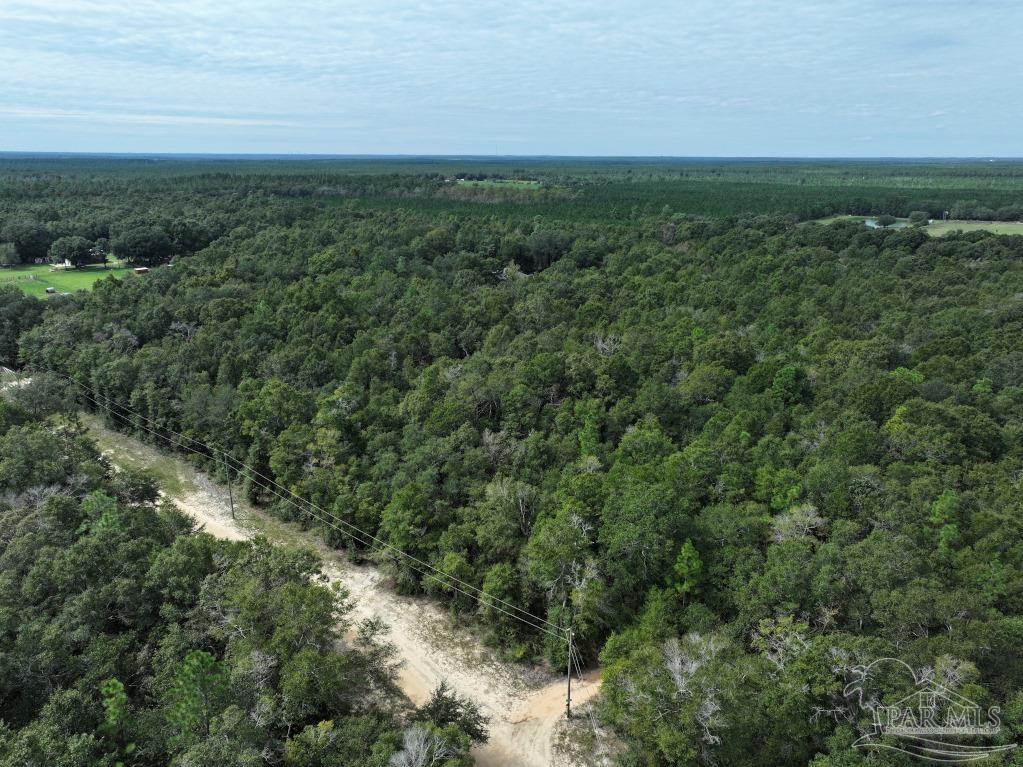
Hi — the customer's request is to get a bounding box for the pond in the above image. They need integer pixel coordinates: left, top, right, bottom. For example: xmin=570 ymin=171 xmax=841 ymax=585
xmin=864 ymin=218 xmax=909 ymax=229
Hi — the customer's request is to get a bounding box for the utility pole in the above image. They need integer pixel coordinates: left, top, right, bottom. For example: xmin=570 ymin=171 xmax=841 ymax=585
xmin=223 ymin=453 xmax=235 ymax=520
xmin=566 ymin=628 xmax=573 ymax=719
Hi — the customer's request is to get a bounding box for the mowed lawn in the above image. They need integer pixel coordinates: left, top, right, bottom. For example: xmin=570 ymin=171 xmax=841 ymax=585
xmin=0 ymin=262 xmax=133 ymax=297
xmin=923 ymin=220 xmax=1023 ymax=236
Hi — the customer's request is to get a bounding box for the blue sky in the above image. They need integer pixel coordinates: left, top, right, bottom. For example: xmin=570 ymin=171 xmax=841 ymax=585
xmin=1 ymin=0 xmax=1020 ymax=156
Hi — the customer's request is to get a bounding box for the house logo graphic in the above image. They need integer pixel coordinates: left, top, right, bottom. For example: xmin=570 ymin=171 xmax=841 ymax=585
xmin=844 ymin=658 xmax=1017 ymax=763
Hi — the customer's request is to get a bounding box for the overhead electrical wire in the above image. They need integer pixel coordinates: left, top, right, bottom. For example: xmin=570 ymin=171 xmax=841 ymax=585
xmin=55 ymin=372 xmax=570 ymax=640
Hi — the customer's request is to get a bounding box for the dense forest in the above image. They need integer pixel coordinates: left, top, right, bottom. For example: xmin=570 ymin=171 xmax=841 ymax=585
xmin=2 ymin=158 xmax=1023 ymax=765
xmin=0 ymin=398 xmax=488 ymax=766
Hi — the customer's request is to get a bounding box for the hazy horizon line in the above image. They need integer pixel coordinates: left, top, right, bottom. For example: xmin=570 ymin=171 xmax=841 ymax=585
xmin=2 ymin=152 xmax=1022 ymax=162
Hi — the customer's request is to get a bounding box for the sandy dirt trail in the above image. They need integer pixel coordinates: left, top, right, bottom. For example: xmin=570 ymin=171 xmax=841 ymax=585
xmin=85 ymin=419 xmax=601 ymax=767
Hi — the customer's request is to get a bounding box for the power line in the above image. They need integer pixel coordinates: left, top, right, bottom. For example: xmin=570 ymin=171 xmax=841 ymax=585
xmin=571 ymin=642 xmax=585 ymax=680
xmin=54 ymin=372 xmax=569 ymax=639
xmin=70 ymin=386 xmax=568 ymax=638
xmin=228 ymin=465 xmax=567 ymax=640
xmin=68 ymin=383 xmax=565 ymax=638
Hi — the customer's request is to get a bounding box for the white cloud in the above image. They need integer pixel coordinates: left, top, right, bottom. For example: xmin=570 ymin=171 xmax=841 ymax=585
xmin=0 ymin=0 xmax=1021 ymax=154
xmin=0 ymin=106 xmax=315 ymax=128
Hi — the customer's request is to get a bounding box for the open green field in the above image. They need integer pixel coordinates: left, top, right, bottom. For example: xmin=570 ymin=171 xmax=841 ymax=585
xmin=811 ymin=214 xmax=877 ymax=225
xmin=809 ymin=215 xmax=1023 ymax=237
xmin=0 ymin=262 xmax=132 ymax=297
xmin=923 ymin=220 xmax=1023 ymax=236
xmin=808 ymin=214 xmax=911 ymax=229
xmin=455 ymin=177 xmax=541 ymax=189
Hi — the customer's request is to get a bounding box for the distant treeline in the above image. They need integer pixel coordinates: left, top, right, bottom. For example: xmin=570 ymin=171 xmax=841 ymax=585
xmin=2 ymin=157 xmax=1021 ymax=227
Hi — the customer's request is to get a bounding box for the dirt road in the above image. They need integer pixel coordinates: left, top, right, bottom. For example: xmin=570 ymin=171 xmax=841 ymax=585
xmin=84 ymin=418 xmax=602 ymax=767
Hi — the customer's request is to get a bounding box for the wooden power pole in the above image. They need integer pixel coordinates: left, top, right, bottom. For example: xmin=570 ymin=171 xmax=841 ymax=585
xmin=223 ymin=453 xmax=235 ymax=520
xmin=566 ymin=628 xmax=574 ymax=719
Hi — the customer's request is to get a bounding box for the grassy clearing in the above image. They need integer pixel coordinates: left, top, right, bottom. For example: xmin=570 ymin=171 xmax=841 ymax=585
xmin=923 ymin=220 xmax=1023 ymax=237
xmin=808 ymin=214 xmax=910 ymax=228
xmin=807 ymin=215 xmax=843 ymax=224
xmin=808 ymin=215 xmax=1023 ymax=238
xmin=0 ymin=262 xmax=133 ymax=297
xmin=79 ymin=412 xmax=330 ymax=549
xmin=80 ymin=412 xmax=188 ymax=497
xmin=455 ymin=178 xmax=541 ymax=189
xmin=809 ymin=214 xmax=878 ymax=225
